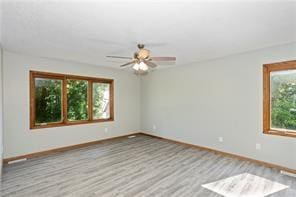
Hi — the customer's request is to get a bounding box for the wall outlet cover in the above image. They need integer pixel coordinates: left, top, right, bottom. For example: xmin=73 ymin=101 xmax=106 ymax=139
xmin=256 ymin=143 xmax=261 ymax=150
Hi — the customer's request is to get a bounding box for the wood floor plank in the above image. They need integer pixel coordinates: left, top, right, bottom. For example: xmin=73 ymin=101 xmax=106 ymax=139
xmin=1 ymin=135 xmax=295 ymax=197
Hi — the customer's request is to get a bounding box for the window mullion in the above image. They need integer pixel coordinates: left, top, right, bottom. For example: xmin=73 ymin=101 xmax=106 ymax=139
xmin=30 ymin=72 xmax=36 ymax=129
xmin=88 ymin=80 xmax=93 ymax=121
xmin=63 ymin=77 xmax=68 ymax=124
xmin=110 ymin=81 xmax=114 ymax=121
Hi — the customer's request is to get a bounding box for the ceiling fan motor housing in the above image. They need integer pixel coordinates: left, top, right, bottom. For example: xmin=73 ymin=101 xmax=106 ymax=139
xmin=137 ymin=49 xmax=150 ymax=59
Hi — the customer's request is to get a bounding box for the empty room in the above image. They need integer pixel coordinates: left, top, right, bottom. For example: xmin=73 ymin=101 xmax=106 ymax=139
xmin=0 ymin=0 xmax=295 ymax=196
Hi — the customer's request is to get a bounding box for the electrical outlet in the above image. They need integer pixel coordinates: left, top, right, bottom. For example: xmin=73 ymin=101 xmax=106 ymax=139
xmin=256 ymin=143 xmax=261 ymax=150
xmin=153 ymin=125 xmax=156 ymax=131
xmin=218 ymin=137 xmax=223 ymax=142
xmin=104 ymin=128 xmax=108 ymax=133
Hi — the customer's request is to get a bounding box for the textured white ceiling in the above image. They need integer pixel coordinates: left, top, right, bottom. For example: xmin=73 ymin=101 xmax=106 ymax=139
xmin=1 ymin=0 xmax=296 ymax=68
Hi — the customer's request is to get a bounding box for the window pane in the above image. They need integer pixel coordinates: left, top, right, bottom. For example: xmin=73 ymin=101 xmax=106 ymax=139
xmin=270 ymin=70 xmax=296 ymax=132
xmin=67 ymin=79 xmax=88 ymax=121
xmin=92 ymin=83 xmax=110 ymax=119
xmin=35 ymin=78 xmax=62 ymax=124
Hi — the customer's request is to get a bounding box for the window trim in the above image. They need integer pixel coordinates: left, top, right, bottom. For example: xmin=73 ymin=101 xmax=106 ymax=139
xmin=30 ymin=71 xmax=114 ymax=129
xmin=263 ymin=60 xmax=296 ymax=138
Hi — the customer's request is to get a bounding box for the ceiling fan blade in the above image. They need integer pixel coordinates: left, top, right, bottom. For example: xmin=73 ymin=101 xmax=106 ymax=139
xmin=150 ymin=57 xmax=176 ymax=61
xmin=120 ymin=61 xmax=135 ymax=67
xmin=144 ymin=60 xmax=158 ymax=68
xmin=106 ymin=56 xmax=133 ymax=60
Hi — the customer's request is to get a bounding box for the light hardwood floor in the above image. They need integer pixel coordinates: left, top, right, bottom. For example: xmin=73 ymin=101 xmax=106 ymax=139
xmin=1 ymin=134 xmax=296 ymax=197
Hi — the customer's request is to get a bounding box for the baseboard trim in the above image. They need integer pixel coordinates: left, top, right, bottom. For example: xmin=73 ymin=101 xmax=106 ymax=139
xmin=139 ymin=132 xmax=296 ymax=174
xmin=3 ymin=132 xmax=141 ymax=164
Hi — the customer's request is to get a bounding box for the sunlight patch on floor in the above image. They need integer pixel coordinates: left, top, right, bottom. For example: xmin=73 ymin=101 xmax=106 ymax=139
xmin=202 ymin=173 xmax=289 ymax=197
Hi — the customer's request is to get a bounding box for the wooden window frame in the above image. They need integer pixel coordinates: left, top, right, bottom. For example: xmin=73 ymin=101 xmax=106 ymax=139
xmin=30 ymin=71 xmax=114 ymax=129
xmin=263 ymin=60 xmax=296 ymax=138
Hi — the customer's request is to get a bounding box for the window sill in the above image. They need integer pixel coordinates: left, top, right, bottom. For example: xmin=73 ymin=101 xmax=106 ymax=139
xmin=30 ymin=118 xmax=114 ymax=130
xmin=263 ymin=130 xmax=296 ymax=138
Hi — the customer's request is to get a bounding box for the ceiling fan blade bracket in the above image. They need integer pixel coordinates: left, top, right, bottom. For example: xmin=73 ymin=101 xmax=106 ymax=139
xmin=134 ymin=52 xmax=139 ymax=59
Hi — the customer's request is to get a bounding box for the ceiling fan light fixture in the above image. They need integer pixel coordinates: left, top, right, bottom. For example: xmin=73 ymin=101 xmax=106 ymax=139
xmin=133 ymin=62 xmax=148 ymax=71
xmin=139 ymin=62 xmax=148 ymax=71
xmin=133 ymin=63 xmax=140 ymax=71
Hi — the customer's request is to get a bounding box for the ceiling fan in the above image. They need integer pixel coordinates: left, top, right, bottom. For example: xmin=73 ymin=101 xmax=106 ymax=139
xmin=106 ymin=44 xmax=176 ymax=74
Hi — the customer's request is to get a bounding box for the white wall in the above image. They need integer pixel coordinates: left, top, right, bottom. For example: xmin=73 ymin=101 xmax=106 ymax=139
xmin=294 ymin=143 xmax=296 ymax=168
xmin=0 ymin=45 xmax=3 ymax=176
xmin=0 ymin=0 xmax=3 ymax=178
xmin=141 ymin=43 xmax=296 ymax=169
xmin=3 ymin=51 xmax=140 ymax=158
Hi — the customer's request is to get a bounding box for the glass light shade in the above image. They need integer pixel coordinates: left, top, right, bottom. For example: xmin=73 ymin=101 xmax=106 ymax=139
xmin=132 ymin=63 xmax=140 ymax=71
xmin=133 ymin=62 xmax=148 ymax=71
xmin=139 ymin=62 xmax=148 ymax=71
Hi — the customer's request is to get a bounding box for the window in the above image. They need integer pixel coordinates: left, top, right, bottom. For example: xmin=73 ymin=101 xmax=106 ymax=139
xmin=92 ymin=82 xmax=111 ymax=119
xmin=34 ymin=78 xmax=63 ymax=125
xmin=263 ymin=60 xmax=296 ymax=138
xmin=30 ymin=71 xmax=114 ymax=129
xmin=67 ymin=79 xmax=89 ymax=121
